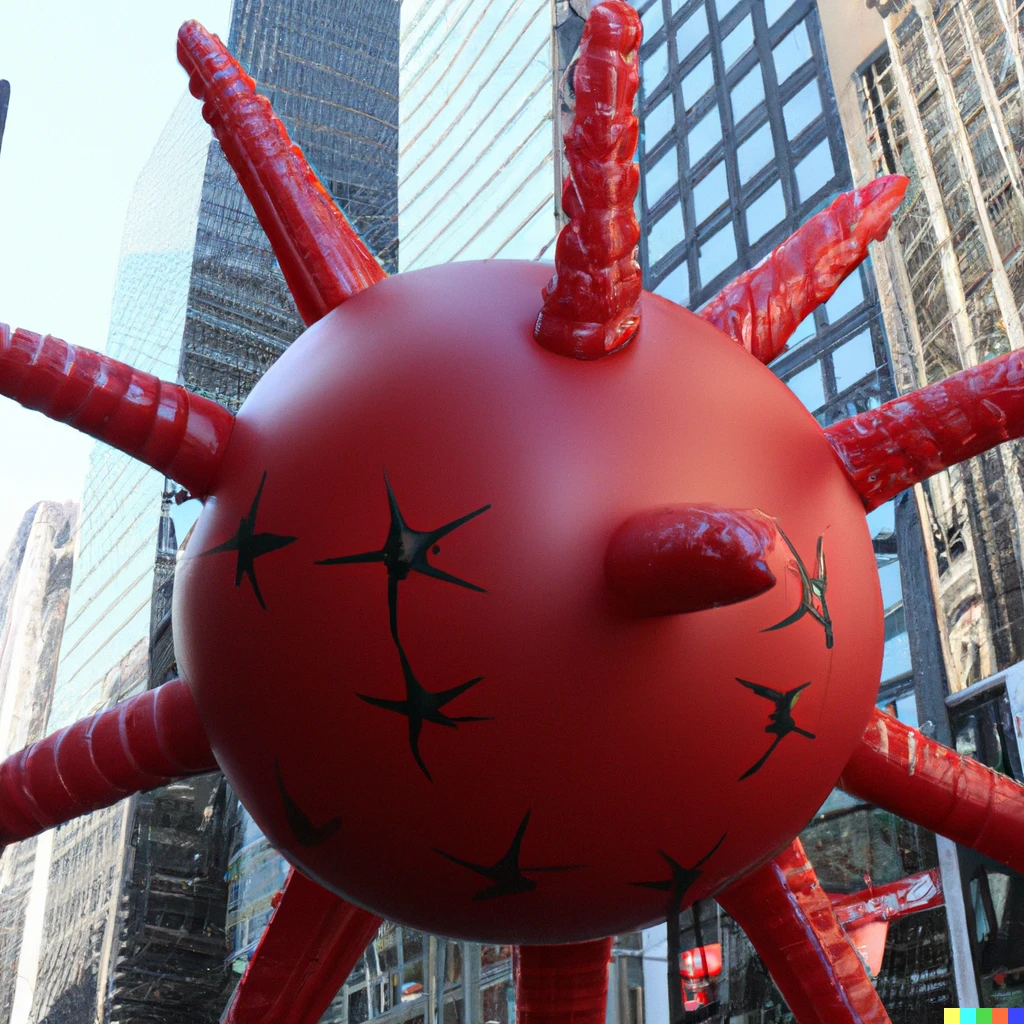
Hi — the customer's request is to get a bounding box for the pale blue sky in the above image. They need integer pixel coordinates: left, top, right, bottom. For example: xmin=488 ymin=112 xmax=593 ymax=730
xmin=0 ymin=1 xmax=230 ymax=557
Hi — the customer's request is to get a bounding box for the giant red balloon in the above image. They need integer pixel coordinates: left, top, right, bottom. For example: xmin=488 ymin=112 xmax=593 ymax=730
xmin=174 ymin=259 xmax=883 ymax=943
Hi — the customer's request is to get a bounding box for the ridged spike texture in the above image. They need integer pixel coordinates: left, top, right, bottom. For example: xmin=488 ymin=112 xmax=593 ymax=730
xmin=0 ymin=680 xmax=216 ymax=848
xmin=516 ymin=938 xmax=614 ymax=1024
xmin=839 ymin=709 xmax=1024 ymax=874
xmin=177 ymin=21 xmax=386 ymax=326
xmin=535 ymin=1 xmax=642 ymax=360
xmin=700 ymin=176 xmax=909 ymax=365
xmin=0 ymin=324 xmax=234 ymax=497
xmin=716 ymin=839 xmax=891 ymax=1024
xmin=224 ymin=869 xmax=383 ymax=1024
xmin=825 ymin=346 xmax=1024 ymax=511
xmin=605 ymin=504 xmax=777 ymax=615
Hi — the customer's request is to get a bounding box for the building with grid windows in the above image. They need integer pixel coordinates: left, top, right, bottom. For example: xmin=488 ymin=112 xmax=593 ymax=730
xmin=628 ymin=0 xmax=964 ymax=1018
xmin=816 ymin=0 xmax=1024 ymax=1008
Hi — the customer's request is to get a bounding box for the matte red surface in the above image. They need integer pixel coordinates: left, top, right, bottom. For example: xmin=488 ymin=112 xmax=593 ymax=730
xmin=516 ymin=939 xmax=613 ymax=1024
xmin=715 ymin=839 xmax=891 ymax=1024
xmin=605 ymin=504 xmax=777 ymax=615
xmin=535 ymin=1 xmax=642 ymax=360
xmin=0 ymin=679 xmax=215 ymax=848
xmin=0 ymin=324 xmax=233 ymax=498
xmin=826 ymin=347 xmax=1024 ymax=510
xmin=174 ymin=259 xmax=883 ymax=943
xmin=700 ymin=177 xmax=908 ymax=365
xmin=176 ymin=22 xmax=386 ymax=325
xmin=224 ymin=868 xmax=382 ymax=1024
xmin=839 ymin=708 xmax=1024 ymax=873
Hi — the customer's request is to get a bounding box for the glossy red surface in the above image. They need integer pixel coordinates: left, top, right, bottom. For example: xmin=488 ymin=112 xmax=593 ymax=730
xmin=176 ymin=22 xmax=386 ymax=325
xmin=605 ymin=504 xmax=777 ymax=615
xmin=534 ymin=2 xmax=642 ymax=360
xmin=516 ymin=939 xmax=613 ymax=1024
xmin=716 ymin=838 xmax=891 ymax=1024
xmin=700 ymin=177 xmax=908 ymax=365
xmin=0 ymin=679 xmax=214 ymax=848
xmin=174 ymin=259 xmax=883 ymax=943
xmin=0 ymin=324 xmax=234 ymax=498
xmin=825 ymin=347 xmax=1024 ymax=511
xmin=224 ymin=868 xmax=382 ymax=1024
xmin=839 ymin=708 xmax=1024 ymax=873
xmin=828 ymin=868 xmax=943 ymax=928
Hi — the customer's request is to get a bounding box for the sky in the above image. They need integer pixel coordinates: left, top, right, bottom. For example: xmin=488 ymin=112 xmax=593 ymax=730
xmin=0 ymin=0 xmax=230 ymax=559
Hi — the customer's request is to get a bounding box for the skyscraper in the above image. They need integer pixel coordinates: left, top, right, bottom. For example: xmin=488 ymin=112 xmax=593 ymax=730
xmin=629 ymin=0 xmax=957 ymax=1017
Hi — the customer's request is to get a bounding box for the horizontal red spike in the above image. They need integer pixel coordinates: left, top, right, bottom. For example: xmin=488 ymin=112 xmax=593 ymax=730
xmin=177 ymin=21 xmax=386 ymax=326
xmin=701 ymin=176 xmax=908 ymax=365
xmin=224 ymin=868 xmax=382 ymax=1024
xmin=715 ymin=838 xmax=892 ymax=1024
xmin=839 ymin=708 xmax=1024 ymax=873
xmin=0 ymin=679 xmax=216 ymax=849
xmin=535 ymin=1 xmax=642 ymax=360
xmin=605 ymin=505 xmax=777 ymax=615
xmin=825 ymin=347 xmax=1024 ymax=510
xmin=0 ymin=325 xmax=233 ymax=498
xmin=516 ymin=938 xmax=613 ymax=1024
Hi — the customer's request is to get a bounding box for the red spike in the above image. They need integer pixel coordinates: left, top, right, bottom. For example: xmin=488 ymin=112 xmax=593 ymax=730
xmin=534 ymin=1 xmax=642 ymax=360
xmin=839 ymin=709 xmax=1024 ymax=874
xmin=0 ymin=325 xmax=234 ymax=498
xmin=701 ymin=176 xmax=909 ymax=365
xmin=605 ymin=505 xmax=777 ymax=615
xmin=825 ymin=347 xmax=1024 ymax=511
xmin=177 ymin=21 xmax=386 ymax=326
xmin=0 ymin=679 xmax=216 ymax=850
xmin=223 ymin=868 xmax=382 ymax=1024
xmin=716 ymin=839 xmax=892 ymax=1024
xmin=516 ymin=938 xmax=613 ymax=1024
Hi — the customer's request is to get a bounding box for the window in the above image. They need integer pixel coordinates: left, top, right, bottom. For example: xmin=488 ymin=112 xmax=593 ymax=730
xmin=676 ymin=4 xmax=709 ymax=62
xmin=731 ymin=66 xmax=765 ymax=122
xmin=698 ymin=223 xmax=737 ymax=283
xmin=783 ymin=80 xmax=823 ymax=138
xmin=832 ymin=330 xmax=877 ymax=393
xmin=786 ymin=361 xmax=825 ymax=411
xmin=646 ymin=148 xmax=679 ymax=207
xmin=722 ymin=16 xmax=754 ymax=69
xmin=745 ymin=180 xmax=785 ymax=242
xmin=688 ymin=105 xmax=722 ymax=163
xmin=795 ymin=138 xmax=834 ymax=200
xmin=773 ymin=21 xmax=812 ymax=84
xmin=682 ymin=54 xmax=716 ymax=106
xmin=648 ymin=203 xmax=685 ymax=263
xmin=737 ymin=122 xmax=774 ymax=181
xmin=693 ymin=161 xmax=729 ymax=224
xmin=644 ymin=93 xmax=676 ymax=151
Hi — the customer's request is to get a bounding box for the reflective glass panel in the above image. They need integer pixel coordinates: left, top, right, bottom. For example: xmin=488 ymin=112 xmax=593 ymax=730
xmin=654 ymin=261 xmax=690 ymax=307
xmin=644 ymin=93 xmax=676 ymax=151
xmin=737 ymin=121 xmax=774 ymax=181
xmin=832 ymin=330 xmax=877 ymax=393
xmin=645 ymin=41 xmax=670 ymax=92
xmin=825 ymin=271 xmax=865 ymax=322
xmin=786 ymin=361 xmax=825 ymax=411
xmin=676 ymin=4 xmax=709 ymax=62
xmin=682 ymin=54 xmax=715 ymax=106
xmin=698 ymin=222 xmax=737 ymax=282
xmin=648 ymin=202 xmax=685 ymax=263
xmin=688 ymin=105 xmax=722 ymax=164
xmin=640 ymin=1 xmax=664 ymax=37
xmin=783 ymin=80 xmax=823 ymax=138
xmin=722 ymin=16 xmax=753 ymax=69
xmin=646 ymin=148 xmax=679 ymax=206
xmin=731 ymin=66 xmax=765 ymax=122
xmin=795 ymin=138 xmax=834 ymax=201
xmin=693 ymin=161 xmax=729 ymax=224
xmin=745 ymin=179 xmax=784 ymax=242
xmin=773 ymin=21 xmax=812 ymax=84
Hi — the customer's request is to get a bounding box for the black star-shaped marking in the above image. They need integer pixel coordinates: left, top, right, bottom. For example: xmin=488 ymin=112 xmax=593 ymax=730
xmin=763 ymin=526 xmax=833 ymax=648
xmin=433 ymin=812 xmax=584 ymax=900
xmin=316 ymin=469 xmax=490 ymax=636
xmin=357 ymin=635 xmax=488 ymax=781
xmin=737 ymin=678 xmax=817 ymax=780
xmin=274 ymin=759 xmax=342 ymax=847
xmin=199 ymin=471 xmax=297 ymax=609
xmin=631 ymin=833 xmax=727 ymax=919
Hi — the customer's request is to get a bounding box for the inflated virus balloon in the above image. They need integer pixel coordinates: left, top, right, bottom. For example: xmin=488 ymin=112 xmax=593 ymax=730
xmin=3 ymin=5 xmax=1024 ymax=1023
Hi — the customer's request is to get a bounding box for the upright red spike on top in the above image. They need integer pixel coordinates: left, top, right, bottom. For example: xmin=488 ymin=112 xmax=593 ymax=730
xmin=177 ymin=21 xmax=386 ymax=326
xmin=715 ymin=839 xmax=891 ymax=1024
xmin=535 ymin=1 xmax=642 ymax=360
xmin=701 ymin=176 xmax=908 ymax=365
xmin=825 ymin=347 xmax=1024 ymax=511
xmin=0 ymin=325 xmax=234 ymax=498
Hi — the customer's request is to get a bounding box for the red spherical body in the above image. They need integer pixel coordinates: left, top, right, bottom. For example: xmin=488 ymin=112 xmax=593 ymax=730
xmin=174 ymin=260 xmax=883 ymax=943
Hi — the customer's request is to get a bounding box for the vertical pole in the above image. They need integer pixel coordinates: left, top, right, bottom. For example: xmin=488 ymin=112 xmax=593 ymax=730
xmin=463 ymin=943 xmax=481 ymax=1024
xmin=665 ymin=915 xmax=682 ymax=1024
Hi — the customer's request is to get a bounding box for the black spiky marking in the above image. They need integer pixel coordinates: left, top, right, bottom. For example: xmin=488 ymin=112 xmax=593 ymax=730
xmin=763 ymin=527 xmax=832 ymax=648
xmin=736 ymin=678 xmax=816 ymax=780
xmin=357 ymin=634 xmax=488 ymax=782
xmin=199 ymin=471 xmax=297 ymax=609
xmin=631 ymin=834 xmax=727 ymax=919
xmin=317 ymin=469 xmax=491 ymax=779
xmin=433 ymin=811 xmax=584 ymax=901
xmin=274 ymin=759 xmax=342 ymax=847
